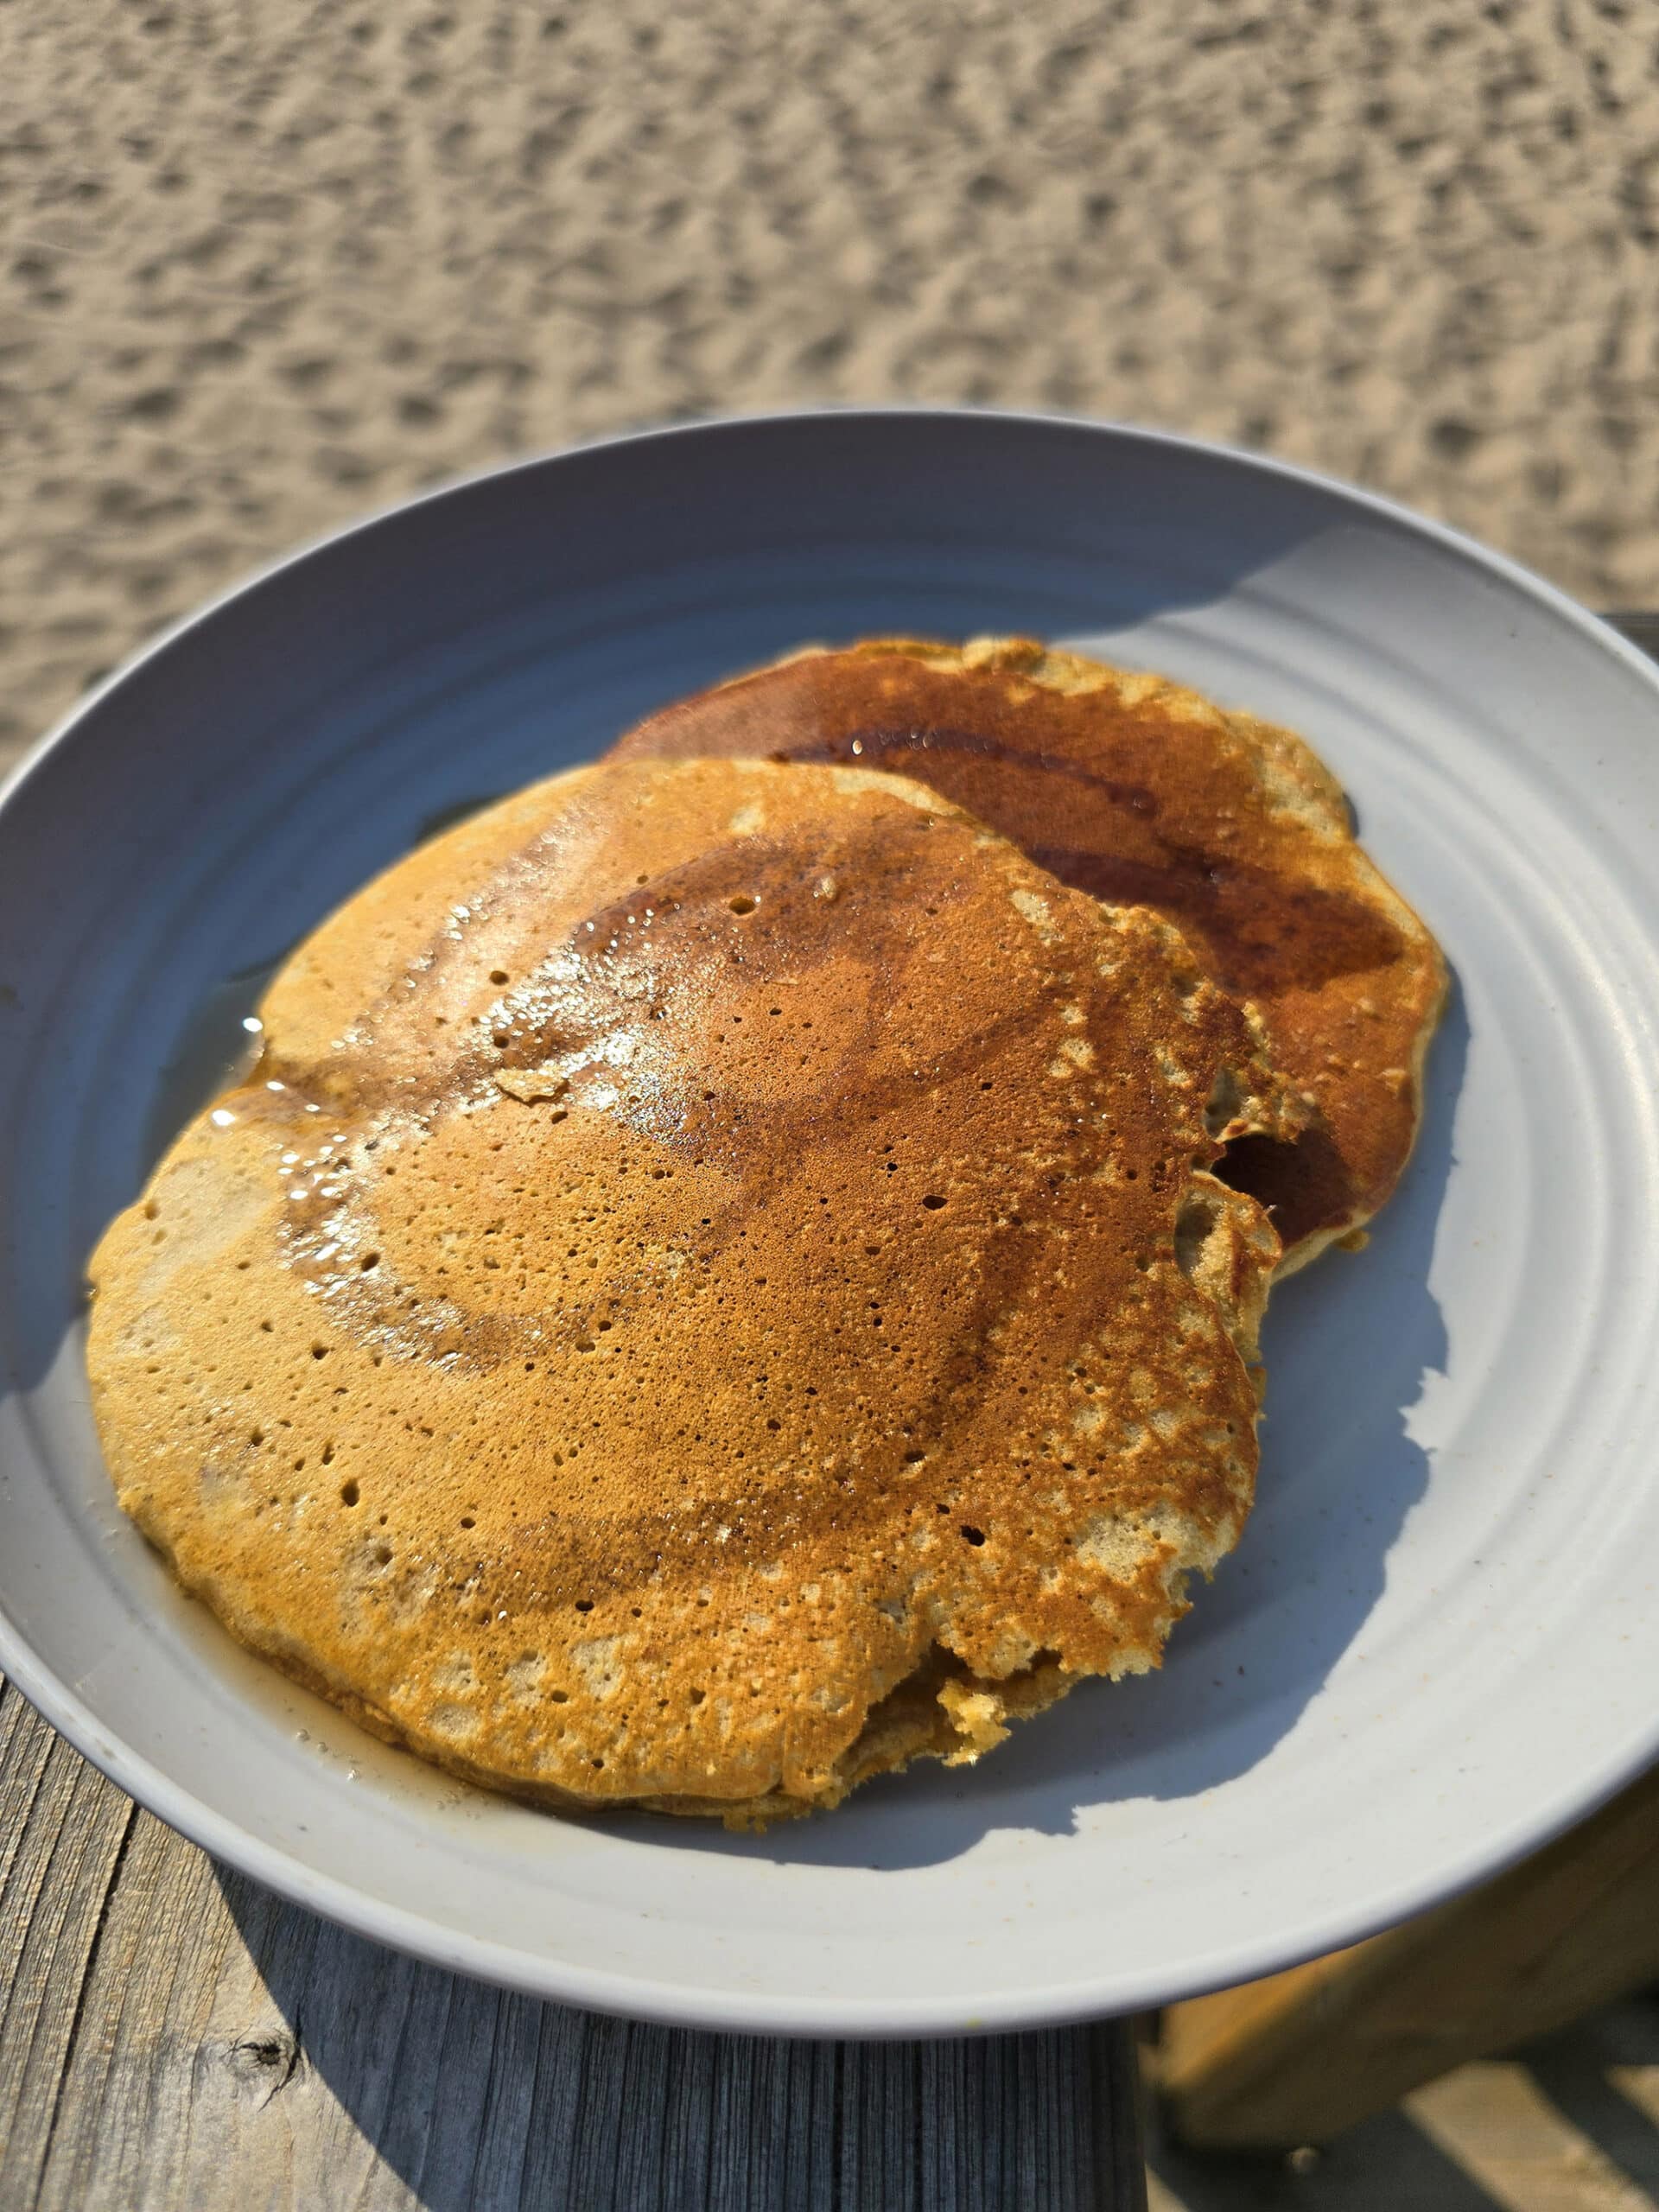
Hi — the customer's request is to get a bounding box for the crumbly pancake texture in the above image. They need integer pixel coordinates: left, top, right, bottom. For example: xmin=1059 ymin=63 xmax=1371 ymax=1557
xmin=609 ymin=639 xmax=1447 ymax=1269
xmin=89 ymin=757 xmax=1300 ymax=1825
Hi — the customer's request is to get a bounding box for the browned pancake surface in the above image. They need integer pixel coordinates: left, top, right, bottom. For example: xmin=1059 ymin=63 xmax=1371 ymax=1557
xmin=609 ymin=639 xmax=1446 ymax=1264
xmin=89 ymin=757 xmax=1296 ymax=1822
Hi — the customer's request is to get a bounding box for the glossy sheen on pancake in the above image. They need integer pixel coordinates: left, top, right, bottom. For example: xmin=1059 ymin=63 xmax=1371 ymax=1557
xmin=88 ymin=757 xmax=1299 ymax=1824
xmin=608 ymin=639 xmax=1447 ymax=1268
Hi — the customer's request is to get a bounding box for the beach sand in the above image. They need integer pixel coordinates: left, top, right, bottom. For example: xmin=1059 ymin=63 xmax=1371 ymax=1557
xmin=3 ymin=0 xmax=1658 ymax=765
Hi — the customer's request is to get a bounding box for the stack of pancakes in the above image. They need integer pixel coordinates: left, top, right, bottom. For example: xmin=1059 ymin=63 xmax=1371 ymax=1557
xmin=88 ymin=639 xmax=1444 ymax=1826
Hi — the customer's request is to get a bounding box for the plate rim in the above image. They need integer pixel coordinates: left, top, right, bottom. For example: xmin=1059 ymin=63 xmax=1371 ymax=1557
xmin=4 ymin=404 xmax=1659 ymax=2037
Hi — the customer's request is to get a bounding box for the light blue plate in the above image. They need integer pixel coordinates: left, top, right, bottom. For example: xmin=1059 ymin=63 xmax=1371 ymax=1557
xmin=3 ymin=411 xmax=1659 ymax=2035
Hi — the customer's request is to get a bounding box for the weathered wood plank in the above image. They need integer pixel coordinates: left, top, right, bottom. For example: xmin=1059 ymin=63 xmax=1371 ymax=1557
xmin=0 ymin=1685 xmax=1143 ymax=2209
xmin=0 ymin=1682 xmax=138 ymax=2210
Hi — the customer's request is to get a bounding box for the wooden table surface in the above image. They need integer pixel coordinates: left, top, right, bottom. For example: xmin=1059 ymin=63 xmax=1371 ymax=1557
xmin=0 ymin=1679 xmax=1145 ymax=2209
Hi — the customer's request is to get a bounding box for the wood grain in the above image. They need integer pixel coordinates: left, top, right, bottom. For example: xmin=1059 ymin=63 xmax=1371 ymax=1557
xmin=0 ymin=1681 xmax=1145 ymax=2211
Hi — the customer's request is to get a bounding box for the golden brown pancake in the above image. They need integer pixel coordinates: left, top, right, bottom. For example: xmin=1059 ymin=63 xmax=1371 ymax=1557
xmin=608 ymin=639 xmax=1447 ymax=1269
xmin=88 ymin=757 xmax=1300 ymax=1824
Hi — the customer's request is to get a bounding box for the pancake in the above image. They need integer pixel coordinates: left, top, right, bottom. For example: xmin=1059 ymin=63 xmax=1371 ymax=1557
xmin=88 ymin=756 xmax=1301 ymax=1824
xmin=608 ymin=638 xmax=1447 ymax=1270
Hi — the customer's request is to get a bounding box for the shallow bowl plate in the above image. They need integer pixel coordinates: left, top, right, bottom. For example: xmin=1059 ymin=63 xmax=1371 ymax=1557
xmin=3 ymin=410 xmax=1658 ymax=2036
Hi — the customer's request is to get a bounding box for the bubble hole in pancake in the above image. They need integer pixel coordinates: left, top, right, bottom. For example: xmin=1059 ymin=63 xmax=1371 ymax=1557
xmin=88 ymin=757 xmax=1301 ymax=1825
xmin=607 ymin=638 xmax=1448 ymax=1273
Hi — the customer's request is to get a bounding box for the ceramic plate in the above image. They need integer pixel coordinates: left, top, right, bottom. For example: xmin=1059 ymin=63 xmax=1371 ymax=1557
xmin=3 ymin=410 xmax=1657 ymax=2036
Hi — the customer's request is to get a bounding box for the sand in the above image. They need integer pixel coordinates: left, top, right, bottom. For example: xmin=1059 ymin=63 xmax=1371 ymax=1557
xmin=3 ymin=0 xmax=1657 ymax=766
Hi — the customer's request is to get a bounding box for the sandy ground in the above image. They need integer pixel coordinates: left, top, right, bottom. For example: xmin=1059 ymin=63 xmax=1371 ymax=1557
xmin=3 ymin=0 xmax=1659 ymax=765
